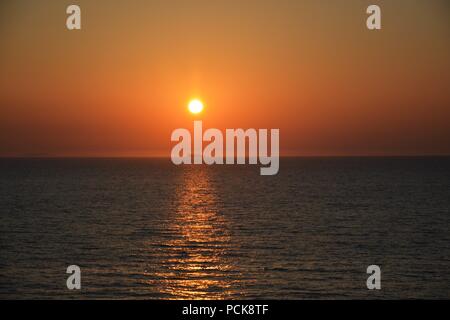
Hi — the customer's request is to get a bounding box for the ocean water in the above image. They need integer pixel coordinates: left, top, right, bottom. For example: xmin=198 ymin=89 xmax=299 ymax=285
xmin=0 ymin=157 xmax=449 ymax=299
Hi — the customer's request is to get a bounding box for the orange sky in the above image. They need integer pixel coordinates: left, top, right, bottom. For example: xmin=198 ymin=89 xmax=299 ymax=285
xmin=0 ymin=0 xmax=449 ymax=156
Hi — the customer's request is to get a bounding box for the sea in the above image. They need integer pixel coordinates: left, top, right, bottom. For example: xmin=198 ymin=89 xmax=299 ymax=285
xmin=0 ymin=157 xmax=449 ymax=299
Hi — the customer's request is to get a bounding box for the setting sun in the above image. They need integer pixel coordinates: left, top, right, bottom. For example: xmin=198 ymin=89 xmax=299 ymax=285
xmin=188 ymin=99 xmax=204 ymax=114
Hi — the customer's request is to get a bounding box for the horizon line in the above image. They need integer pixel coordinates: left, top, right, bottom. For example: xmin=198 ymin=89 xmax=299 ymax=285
xmin=1 ymin=154 xmax=450 ymax=159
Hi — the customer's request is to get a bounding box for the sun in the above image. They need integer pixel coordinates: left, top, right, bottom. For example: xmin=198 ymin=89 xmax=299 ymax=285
xmin=188 ymin=99 xmax=204 ymax=114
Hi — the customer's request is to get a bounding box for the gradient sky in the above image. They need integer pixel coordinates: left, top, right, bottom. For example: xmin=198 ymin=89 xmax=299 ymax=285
xmin=0 ymin=0 xmax=449 ymax=156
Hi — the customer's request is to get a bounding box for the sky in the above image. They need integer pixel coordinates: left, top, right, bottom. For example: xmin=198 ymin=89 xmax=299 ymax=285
xmin=0 ymin=0 xmax=449 ymax=156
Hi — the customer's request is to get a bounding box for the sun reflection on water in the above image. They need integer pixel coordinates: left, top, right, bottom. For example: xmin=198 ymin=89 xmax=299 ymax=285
xmin=150 ymin=166 xmax=237 ymax=299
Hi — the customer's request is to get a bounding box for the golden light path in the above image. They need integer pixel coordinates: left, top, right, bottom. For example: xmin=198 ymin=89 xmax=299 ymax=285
xmin=149 ymin=166 xmax=240 ymax=299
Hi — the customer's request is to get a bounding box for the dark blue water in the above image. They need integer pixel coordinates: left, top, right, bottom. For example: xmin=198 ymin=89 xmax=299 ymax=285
xmin=0 ymin=157 xmax=449 ymax=299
